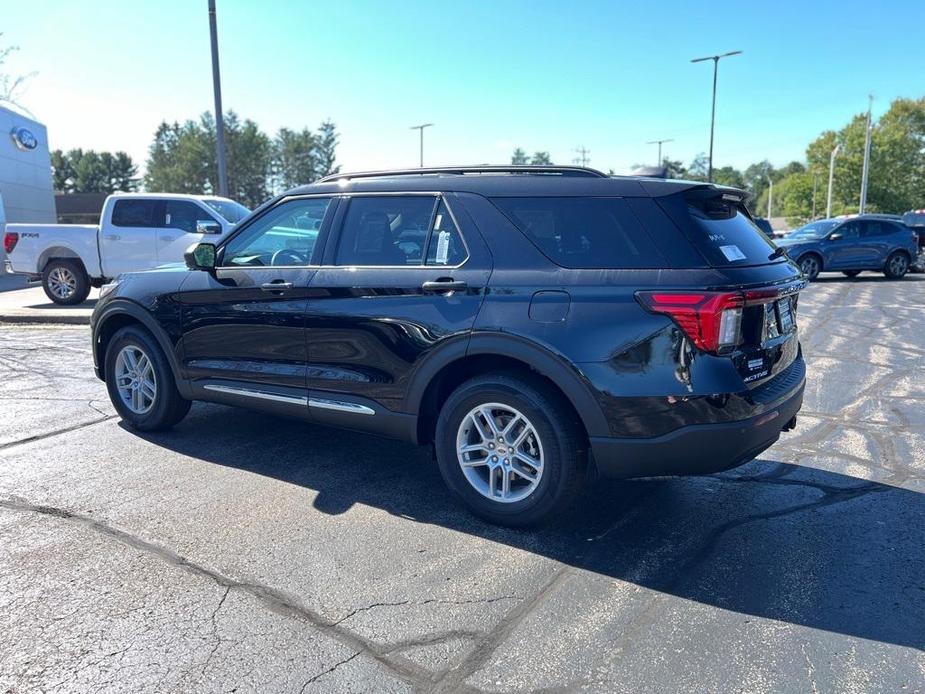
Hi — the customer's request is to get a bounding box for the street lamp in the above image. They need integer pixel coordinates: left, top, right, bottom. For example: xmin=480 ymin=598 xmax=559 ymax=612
xmin=646 ymin=138 xmax=674 ymax=167
xmin=767 ymin=175 xmax=773 ymax=221
xmin=690 ymin=50 xmax=742 ymax=182
xmin=208 ymin=0 xmax=228 ymax=197
xmin=826 ymin=144 xmax=841 ymax=219
xmin=410 ymin=123 xmax=434 ymax=168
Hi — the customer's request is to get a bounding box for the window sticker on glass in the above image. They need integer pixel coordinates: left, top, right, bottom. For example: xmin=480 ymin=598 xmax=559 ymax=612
xmin=720 ymin=244 xmax=747 ymax=262
xmin=435 ymin=230 xmax=451 ymax=264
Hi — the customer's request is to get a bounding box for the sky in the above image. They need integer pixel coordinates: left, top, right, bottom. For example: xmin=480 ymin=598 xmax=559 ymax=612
xmin=3 ymin=0 xmax=924 ymax=177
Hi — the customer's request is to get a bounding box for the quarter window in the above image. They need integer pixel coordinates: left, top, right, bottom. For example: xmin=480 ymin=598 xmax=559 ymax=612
xmin=426 ymin=201 xmax=467 ymax=266
xmin=336 ymin=196 xmax=437 ymax=266
xmin=492 ymin=196 xmax=667 ymax=269
xmin=111 ymin=199 xmax=160 ymax=228
xmin=222 ymin=197 xmax=332 ymax=267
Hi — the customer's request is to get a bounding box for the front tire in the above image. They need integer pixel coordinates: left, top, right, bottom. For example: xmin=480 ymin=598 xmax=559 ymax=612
xmin=799 ymin=254 xmax=822 ymax=281
xmin=434 ymin=373 xmax=586 ymax=527
xmin=884 ymin=251 xmax=909 ymax=279
xmin=105 ymin=326 xmax=191 ymax=431
xmin=42 ymin=259 xmax=90 ymax=305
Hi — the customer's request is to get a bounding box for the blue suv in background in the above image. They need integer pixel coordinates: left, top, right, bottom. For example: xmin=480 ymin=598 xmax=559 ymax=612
xmin=778 ymin=215 xmax=919 ymax=280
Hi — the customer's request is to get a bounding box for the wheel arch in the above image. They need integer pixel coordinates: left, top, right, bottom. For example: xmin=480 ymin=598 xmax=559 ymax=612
xmin=39 ymin=248 xmax=86 ymax=276
xmin=406 ymin=333 xmax=608 ymax=445
xmin=94 ymin=301 xmax=187 ymax=395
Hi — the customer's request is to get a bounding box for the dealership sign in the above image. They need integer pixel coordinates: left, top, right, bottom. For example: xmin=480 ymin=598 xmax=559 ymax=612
xmin=10 ymin=126 xmax=38 ymax=151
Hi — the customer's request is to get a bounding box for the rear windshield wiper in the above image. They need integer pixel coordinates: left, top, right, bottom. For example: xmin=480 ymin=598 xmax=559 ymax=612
xmin=768 ymin=246 xmax=786 ymax=260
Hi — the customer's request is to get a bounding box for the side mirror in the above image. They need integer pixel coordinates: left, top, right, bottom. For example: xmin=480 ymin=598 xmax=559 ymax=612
xmin=196 ymin=220 xmax=222 ymax=234
xmin=184 ymin=242 xmax=216 ymax=271
xmin=828 ymin=232 xmax=843 ymax=241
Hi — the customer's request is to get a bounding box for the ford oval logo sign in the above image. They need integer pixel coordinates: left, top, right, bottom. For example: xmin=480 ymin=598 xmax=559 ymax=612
xmin=11 ymin=126 xmax=38 ymax=151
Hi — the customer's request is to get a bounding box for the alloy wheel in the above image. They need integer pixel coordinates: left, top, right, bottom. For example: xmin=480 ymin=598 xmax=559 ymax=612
xmin=47 ymin=267 xmax=78 ymax=300
xmin=800 ymin=256 xmax=819 ymax=279
xmin=456 ymin=403 xmax=545 ymax=503
xmin=889 ymin=254 xmax=908 ymax=276
xmin=114 ymin=345 xmax=157 ymax=415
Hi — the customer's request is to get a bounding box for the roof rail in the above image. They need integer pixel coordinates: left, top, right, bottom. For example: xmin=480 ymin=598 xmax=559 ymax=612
xmin=319 ymin=165 xmax=609 ymax=183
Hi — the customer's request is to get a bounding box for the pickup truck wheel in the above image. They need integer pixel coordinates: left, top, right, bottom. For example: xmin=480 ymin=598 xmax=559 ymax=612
xmin=884 ymin=251 xmax=909 ymax=279
xmin=42 ymin=259 xmax=90 ymax=305
xmin=105 ymin=326 xmax=191 ymax=431
xmin=434 ymin=374 xmax=586 ymax=527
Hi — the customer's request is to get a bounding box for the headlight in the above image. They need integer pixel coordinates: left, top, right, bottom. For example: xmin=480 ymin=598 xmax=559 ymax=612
xmin=99 ymin=279 xmax=120 ymax=299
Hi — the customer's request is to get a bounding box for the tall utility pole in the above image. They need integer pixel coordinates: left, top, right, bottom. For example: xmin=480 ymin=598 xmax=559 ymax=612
xmin=646 ymin=138 xmax=674 ymax=167
xmin=573 ymin=145 xmax=590 ymax=167
xmin=811 ymin=171 xmax=819 ymax=220
xmin=691 ymin=50 xmax=742 ymax=182
xmin=826 ymin=144 xmax=841 ymax=219
xmin=859 ymin=94 xmax=874 ymax=214
xmin=208 ymin=0 xmax=228 ymax=197
xmin=410 ymin=123 xmax=434 ymax=167
xmin=767 ymin=176 xmax=773 ymax=221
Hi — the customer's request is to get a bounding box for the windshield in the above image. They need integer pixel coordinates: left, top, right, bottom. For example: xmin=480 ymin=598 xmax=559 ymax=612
xmin=203 ymin=199 xmax=251 ymax=224
xmin=788 ymin=220 xmax=839 ymax=240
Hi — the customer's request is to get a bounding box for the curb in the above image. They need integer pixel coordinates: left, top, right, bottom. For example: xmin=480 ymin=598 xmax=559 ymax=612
xmin=0 ymin=312 xmax=91 ymax=326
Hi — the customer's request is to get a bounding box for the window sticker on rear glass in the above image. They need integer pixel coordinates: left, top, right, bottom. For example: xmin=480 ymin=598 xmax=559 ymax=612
xmin=720 ymin=244 xmax=747 ymax=262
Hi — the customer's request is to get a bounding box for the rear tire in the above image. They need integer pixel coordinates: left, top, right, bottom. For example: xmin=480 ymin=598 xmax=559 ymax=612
xmin=883 ymin=251 xmax=909 ymax=279
xmin=842 ymin=270 xmax=862 ymax=278
xmin=105 ymin=326 xmax=191 ymax=431
xmin=42 ymin=259 xmax=90 ymax=305
xmin=434 ymin=373 xmax=586 ymax=527
xmin=798 ymin=254 xmax=822 ymax=281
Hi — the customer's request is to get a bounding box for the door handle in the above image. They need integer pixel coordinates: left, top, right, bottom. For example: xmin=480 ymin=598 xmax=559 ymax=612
xmin=161 ymin=236 xmax=175 ymax=242
xmin=104 ymin=234 xmax=120 ymax=241
xmin=260 ymin=281 xmax=293 ymax=292
xmin=422 ymin=278 xmax=467 ymax=293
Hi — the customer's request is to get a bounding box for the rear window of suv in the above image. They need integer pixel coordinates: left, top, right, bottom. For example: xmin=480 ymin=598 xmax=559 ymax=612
xmin=491 ymin=197 xmax=669 ymax=269
xmin=656 ymin=191 xmax=782 ymax=267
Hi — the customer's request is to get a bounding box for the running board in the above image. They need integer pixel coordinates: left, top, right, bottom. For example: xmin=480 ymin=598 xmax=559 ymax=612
xmin=202 ymin=384 xmax=374 ymax=415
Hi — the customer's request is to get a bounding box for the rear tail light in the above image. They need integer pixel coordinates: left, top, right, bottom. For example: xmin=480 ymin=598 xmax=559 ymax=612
xmin=636 ymin=291 xmax=745 ymax=354
xmin=3 ymin=232 xmax=18 ymax=254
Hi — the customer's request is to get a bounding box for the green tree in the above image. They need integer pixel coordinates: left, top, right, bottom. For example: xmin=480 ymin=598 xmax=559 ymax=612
xmin=687 ymin=153 xmax=710 ymax=181
xmin=712 ymin=166 xmax=745 ymax=189
xmin=272 ymin=127 xmax=316 ymax=192
xmin=511 ymin=147 xmax=529 ymax=165
xmin=661 ymin=158 xmax=687 ymax=179
xmin=51 ymin=149 xmax=139 ymax=193
xmin=530 ymin=151 xmax=552 ymax=165
xmin=315 ymin=119 xmax=340 ymax=179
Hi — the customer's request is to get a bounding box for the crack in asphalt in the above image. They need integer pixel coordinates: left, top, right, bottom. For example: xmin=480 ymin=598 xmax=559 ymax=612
xmin=298 ymin=651 xmax=361 ymax=692
xmin=0 ymin=414 xmax=117 ymax=451
xmin=332 ymin=595 xmax=523 ymax=627
xmin=0 ymin=497 xmax=432 ymax=689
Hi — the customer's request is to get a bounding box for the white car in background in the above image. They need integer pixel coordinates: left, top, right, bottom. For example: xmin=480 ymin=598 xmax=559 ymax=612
xmin=3 ymin=193 xmax=250 ymax=304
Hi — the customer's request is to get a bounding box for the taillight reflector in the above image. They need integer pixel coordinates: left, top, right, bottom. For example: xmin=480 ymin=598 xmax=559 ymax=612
xmin=3 ymin=232 xmax=18 ymax=254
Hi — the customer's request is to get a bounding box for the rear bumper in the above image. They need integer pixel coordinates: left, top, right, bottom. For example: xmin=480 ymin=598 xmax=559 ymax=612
xmin=591 ymin=365 xmax=805 ymax=479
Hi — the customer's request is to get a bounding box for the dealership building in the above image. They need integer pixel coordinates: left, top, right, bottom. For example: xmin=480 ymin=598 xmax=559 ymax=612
xmin=1 ymin=104 xmax=56 ymax=267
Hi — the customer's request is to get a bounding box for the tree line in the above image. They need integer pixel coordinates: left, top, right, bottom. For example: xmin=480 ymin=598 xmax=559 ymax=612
xmin=50 ymin=113 xmax=340 ymax=210
xmin=144 ymin=112 xmax=339 ymax=208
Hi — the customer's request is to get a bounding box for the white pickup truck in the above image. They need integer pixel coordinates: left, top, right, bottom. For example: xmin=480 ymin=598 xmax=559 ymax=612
xmin=2 ymin=193 xmax=250 ymax=304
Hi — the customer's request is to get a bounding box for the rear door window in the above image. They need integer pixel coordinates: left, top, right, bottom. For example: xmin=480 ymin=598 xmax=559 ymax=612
xmin=490 ymin=197 xmax=668 ymax=268
xmin=335 ymin=196 xmax=437 ymax=266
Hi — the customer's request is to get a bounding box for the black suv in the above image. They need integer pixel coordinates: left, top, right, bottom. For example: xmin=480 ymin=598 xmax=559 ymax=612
xmin=92 ymin=166 xmax=806 ymax=526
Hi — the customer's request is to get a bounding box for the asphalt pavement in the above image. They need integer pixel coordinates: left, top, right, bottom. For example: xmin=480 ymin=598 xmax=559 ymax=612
xmin=1 ymin=274 xmax=923 ymax=692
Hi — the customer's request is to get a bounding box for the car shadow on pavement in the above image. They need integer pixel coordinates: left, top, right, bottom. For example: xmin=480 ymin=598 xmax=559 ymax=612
xmin=135 ymin=403 xmax=924 ymax=652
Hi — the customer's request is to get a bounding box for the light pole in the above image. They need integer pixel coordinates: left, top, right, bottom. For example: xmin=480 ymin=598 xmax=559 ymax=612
xmin=410 ymin=123 xmax=434 ymax=168
xmin=767 ymin=176 xmax=773 ymax=221
xmin=826 ymin=144 xmax=841 ymax=219
xmin=811 ymin=170 xmax=819 ymax=220
xmin=208 ymin=0 xmax=228 ymax=197
xmin=691 ymin=50 xmax=742 ymax=182
xmin=646 ymin=138 xmax=674 ymax=167
xmin=859 ymin=94 xmax=873 ymax=213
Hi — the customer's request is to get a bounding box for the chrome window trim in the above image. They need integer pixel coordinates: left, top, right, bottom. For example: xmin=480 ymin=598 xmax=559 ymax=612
xmin=308 ymin=398 xmax=375 ymax=415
